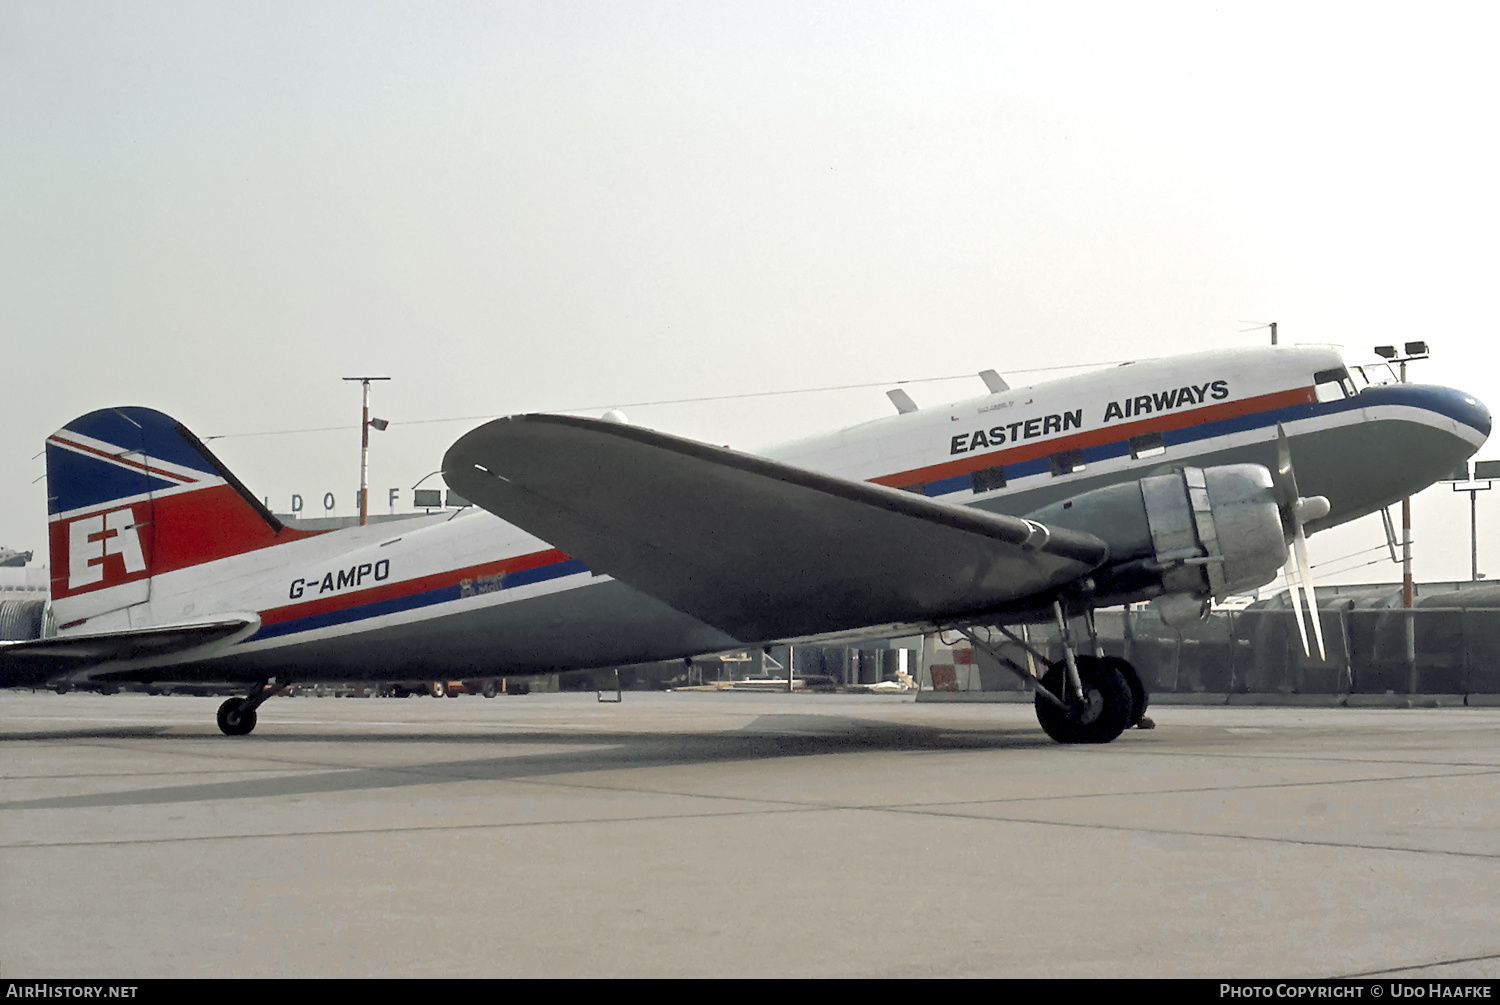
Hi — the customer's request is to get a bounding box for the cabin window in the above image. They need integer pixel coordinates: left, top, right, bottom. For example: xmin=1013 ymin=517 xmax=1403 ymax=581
xmin=1050 ymin=450 xmax=1085 ymax=476
xmin=1129 ymin=431 xmax=1165 ymax=459
xmin=1313 ymin=367 xmax=1358 ymax=402
xmin=971 ymin=466 xmax=1006 ymax=493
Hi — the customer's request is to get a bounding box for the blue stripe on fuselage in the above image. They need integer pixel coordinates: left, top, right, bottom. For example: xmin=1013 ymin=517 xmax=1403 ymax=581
xmin=251 ymin=558 xmax=590 ymax=642
xmin=1355 ymin=383 xmax=1490 ymax=436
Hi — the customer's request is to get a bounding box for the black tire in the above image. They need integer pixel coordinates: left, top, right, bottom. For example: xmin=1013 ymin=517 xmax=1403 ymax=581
xmin=1034 ymin=656 xmax=1133 ymax=744
xmin=1103 ymin=656 xmax=1149 ymax=728
xmin=216 ymin=698 xmax=257 ymax=736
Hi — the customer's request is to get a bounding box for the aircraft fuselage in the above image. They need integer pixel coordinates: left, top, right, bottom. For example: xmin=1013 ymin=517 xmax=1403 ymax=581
xmin=34 ymin=345 xmax=1493 ymax=685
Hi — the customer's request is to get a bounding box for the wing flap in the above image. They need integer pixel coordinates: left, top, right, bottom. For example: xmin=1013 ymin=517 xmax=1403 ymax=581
xmin=443 ymin=415 xmax=1107 ymax=642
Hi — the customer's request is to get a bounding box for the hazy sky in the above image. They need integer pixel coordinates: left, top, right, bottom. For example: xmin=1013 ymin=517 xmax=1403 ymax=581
xmin=4 ymin=1 xmax=1499 ymax=585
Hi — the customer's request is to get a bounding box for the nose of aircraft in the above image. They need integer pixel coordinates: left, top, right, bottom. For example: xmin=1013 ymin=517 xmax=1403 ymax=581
xmin=1386 ymin=382 xmax=1491 ymax=475
xmin=1449 ymin=387 xmax=1493 ymax=442
xmin=1379 ymin=382 xmax=1491 ymax=442
xmin=1289 ymin=381 xmax=1489 ymax=533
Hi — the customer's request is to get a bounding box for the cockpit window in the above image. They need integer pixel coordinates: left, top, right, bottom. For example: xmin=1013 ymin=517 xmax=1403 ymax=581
xmin=1313 ymin=367 xmax=1358 ymax=402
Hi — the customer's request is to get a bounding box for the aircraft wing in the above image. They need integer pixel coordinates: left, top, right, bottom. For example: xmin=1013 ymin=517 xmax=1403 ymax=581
xmin=0 ymin=618 xmax=255 ymax=687
xmin=443 ymin=415 xmax=1109 ymax=642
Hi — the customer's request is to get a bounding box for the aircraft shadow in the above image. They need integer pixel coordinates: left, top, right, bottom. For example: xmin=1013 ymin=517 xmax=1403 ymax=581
xmin=0 ymin=713 xmax=1053 ymax=811
xmin=0 ymin=726 xmax=173 ymax=741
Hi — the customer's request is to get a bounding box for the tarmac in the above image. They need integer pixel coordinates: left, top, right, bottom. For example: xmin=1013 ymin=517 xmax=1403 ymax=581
xmin=2 ymin=689 xmax=1499 ymax=979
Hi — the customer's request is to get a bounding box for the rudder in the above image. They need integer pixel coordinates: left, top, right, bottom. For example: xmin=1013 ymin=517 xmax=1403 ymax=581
xmin=46 ymin=406 xmax=311 ymax=629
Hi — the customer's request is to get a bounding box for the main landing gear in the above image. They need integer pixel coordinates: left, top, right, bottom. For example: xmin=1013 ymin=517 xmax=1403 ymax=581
xmin=216 ymin=680 xmax=282 ymax=736
xmin=1033 ymin=656 xmax=1133 ymax=743
xmin=955 ymin=602 xmax=1151 ymax=745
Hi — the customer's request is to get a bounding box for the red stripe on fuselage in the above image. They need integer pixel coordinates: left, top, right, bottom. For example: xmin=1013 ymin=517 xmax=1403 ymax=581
xmin=870 ymin=386 xmax=1316 ymax=488
xmin=258 ymin=547 xmax=573 ymax=627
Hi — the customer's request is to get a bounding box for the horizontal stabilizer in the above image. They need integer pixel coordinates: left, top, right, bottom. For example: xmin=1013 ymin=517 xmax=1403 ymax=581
xmin=443 ymin=415 xmax=1107 ymax=642
xmin=0 ymin=618 xmax=254 ymax=687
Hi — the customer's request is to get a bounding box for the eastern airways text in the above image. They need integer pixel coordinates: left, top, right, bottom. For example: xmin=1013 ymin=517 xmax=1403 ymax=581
xmin=949 ymin=379 xmax=1230 ymax=456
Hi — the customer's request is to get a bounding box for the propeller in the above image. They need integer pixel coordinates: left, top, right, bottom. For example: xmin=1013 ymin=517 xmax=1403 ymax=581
xmin=1274 ymin=424 xmax=1331 ymax=660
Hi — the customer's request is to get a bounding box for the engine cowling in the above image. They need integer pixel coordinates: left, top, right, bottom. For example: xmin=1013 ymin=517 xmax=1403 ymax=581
xmin=1026 ymin=464 xmax=1288 ymax=622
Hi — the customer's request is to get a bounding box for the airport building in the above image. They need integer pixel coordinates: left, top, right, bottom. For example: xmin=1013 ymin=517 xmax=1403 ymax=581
xmin=0 ymin=561 xmax=50 ymax=644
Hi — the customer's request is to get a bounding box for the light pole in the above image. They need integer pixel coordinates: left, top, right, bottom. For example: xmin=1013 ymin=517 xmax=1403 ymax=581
xmin=1374 ymin=342 xmax=1429 ymax=689
xmin=342 ymin=376 xmax=390 ymax=526
xmin=1373 ymin=343 xmax=1430 ymax=606
xmin=1446 ymin=460 xmax=1498 ymax=581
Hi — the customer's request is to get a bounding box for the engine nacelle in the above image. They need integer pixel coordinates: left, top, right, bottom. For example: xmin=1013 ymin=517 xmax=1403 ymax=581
xmin=1026 ymin=464 xmax=1288 ymax=617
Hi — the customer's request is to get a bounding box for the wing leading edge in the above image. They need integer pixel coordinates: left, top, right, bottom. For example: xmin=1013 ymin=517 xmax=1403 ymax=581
xmin=443 ymin=415 xmax=1109 ymax=643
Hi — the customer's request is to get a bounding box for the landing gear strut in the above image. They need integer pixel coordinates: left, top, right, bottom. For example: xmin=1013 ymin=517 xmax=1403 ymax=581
xmin=1084 ymin=608 xmax=1151 ymax=729
xmin=216 ymin=680 xmax=281 ymax=736
xmin=954 ymin=601 xmax=1148 ymax=744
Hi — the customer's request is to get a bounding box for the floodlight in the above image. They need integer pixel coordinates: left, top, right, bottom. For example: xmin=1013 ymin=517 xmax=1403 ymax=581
xmin=1404 ymin=341 xmax=1429 ymax=357
xmin=1374 ymin=345 xmax=1397 ymax=359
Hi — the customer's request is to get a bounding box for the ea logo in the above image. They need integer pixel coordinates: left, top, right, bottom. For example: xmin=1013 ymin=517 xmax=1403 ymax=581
xmin=68 ymin=507 xmax=147 ymax=589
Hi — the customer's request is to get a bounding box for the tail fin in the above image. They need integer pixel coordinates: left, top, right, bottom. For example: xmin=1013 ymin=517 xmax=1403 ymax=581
xmin=46 ymin=407 xmax=312 ymax=630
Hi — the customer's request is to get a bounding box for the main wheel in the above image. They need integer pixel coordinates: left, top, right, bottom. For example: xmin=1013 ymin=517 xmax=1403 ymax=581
xmin=1102 ymin=656 xmax=1149 ymax=728
xmin=1034 ymin=656 xmax=1133 ymax=744
xmin=216 ymin=698 xmax=257 ymax=736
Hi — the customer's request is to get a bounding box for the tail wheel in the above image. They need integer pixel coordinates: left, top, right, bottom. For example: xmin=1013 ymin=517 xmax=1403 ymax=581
xmin=216 ymin=698 xmax=257 ymax=736
xmin=1034 ymin=656 xmax=1133 ymax=744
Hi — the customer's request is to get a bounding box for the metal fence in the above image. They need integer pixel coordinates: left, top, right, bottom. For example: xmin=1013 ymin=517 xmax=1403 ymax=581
xmin=994 ymin=605 xmax=1500 ymax=695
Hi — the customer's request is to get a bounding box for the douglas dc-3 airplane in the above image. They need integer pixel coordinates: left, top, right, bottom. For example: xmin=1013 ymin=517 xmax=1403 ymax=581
xmin=0 ymin=345 xmax=1489 ymax=743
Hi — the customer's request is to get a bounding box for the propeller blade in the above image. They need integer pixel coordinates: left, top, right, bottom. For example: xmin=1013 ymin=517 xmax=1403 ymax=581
xmin=1283 ymin=557 xmax=1312 ymax=658
xmin=1292 ymin=521 xmax=1327 ymax=661
xmin=1273 ymin=423 xmax=1330 ymax=660
xmin=1273 ymin=424 xmax=1301 ymax=531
